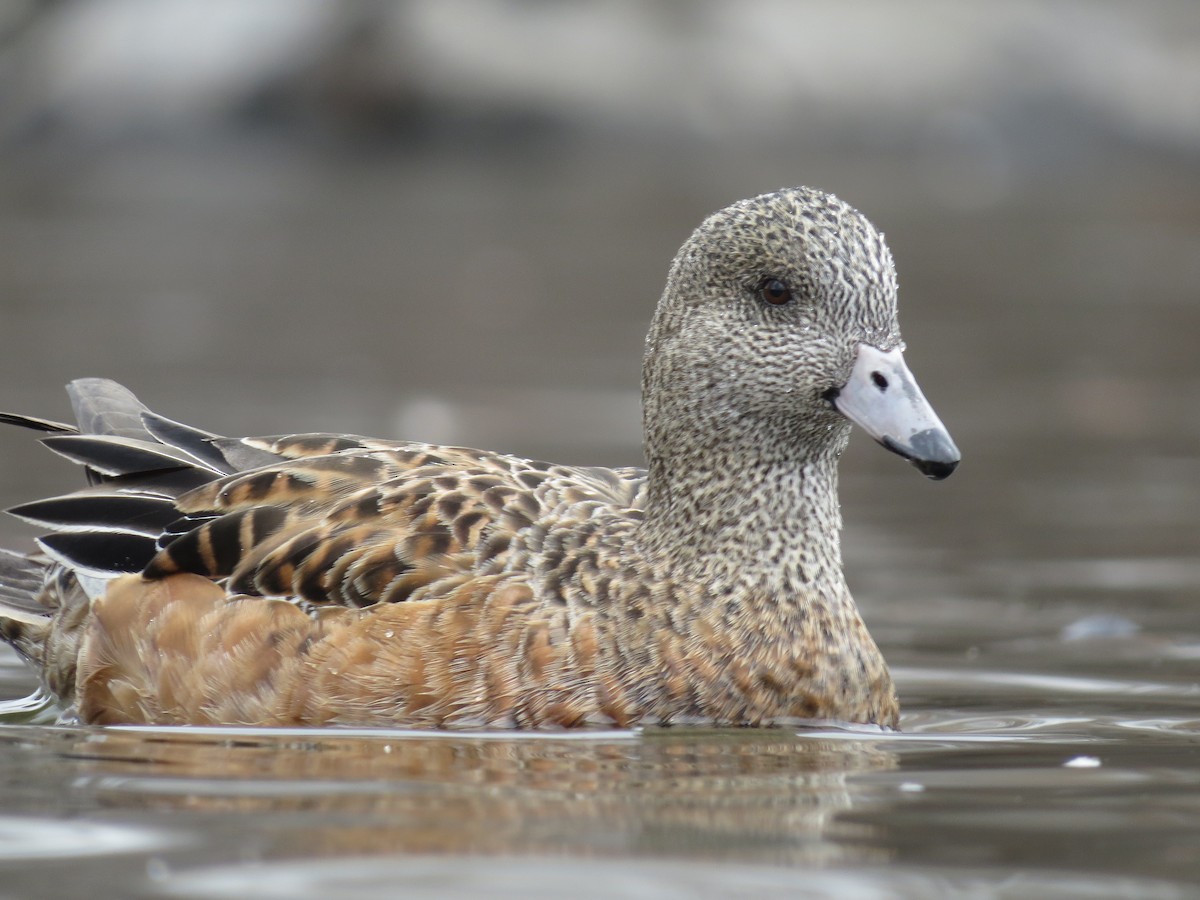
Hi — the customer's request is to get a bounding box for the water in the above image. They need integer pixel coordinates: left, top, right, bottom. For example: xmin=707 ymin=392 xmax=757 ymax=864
xmin=0 ymin=691 xmax=1195 ymax=897
xmin=0 ymin=132 xmax=1197 ymax=895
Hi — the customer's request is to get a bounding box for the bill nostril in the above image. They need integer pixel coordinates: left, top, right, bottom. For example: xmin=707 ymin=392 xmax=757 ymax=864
xmin=871 ymin=372 xmax=888 ymax=391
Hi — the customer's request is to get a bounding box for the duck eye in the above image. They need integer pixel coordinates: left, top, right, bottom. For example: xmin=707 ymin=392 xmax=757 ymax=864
xmin=758 ymin=278 xmax=793 ymax=306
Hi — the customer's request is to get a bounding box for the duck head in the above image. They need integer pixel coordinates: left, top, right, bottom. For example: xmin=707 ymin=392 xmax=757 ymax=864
xmin=643 ymin=187 xmax=959 ymax=480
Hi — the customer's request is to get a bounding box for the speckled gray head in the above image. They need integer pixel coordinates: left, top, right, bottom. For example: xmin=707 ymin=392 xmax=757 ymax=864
xmin=644 ymin=186 xmax=959 ymax=480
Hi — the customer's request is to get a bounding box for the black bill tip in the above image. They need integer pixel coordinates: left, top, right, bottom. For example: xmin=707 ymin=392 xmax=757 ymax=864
xmin=882 ymin=429 xmax=961 ymax=481
xmin=913 ymin=457 xmax=959 ymax=480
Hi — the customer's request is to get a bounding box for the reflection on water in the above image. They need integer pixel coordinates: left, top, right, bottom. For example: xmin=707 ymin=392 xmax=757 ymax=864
xmin=0 ymin=698 xmax=1198 ymax=898
xmin=2 ymin=725 xmax=896 ymax=866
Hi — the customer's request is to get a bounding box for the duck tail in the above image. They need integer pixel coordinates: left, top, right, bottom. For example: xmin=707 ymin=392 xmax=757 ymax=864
xmin=0 ymin=547 xmax=54 ymax=649
xmin=0 ymin=547 xmax=87 ymax=703
xmin=0 ymin=378 xmax=283 ymax=704
xmin=1 ymin=378 xmax=284 ymax=582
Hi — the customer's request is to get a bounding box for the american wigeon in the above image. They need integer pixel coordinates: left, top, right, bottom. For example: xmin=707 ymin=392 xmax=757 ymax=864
xmin=0 ymin=187 xmax=957 ymax=728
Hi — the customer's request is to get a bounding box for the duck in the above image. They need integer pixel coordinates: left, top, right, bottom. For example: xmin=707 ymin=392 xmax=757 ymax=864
xmin=0 ymin=187 xmax=958 ymax=730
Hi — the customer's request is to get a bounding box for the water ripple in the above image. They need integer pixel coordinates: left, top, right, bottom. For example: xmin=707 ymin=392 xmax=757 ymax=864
xmin=153 ymin=856 xmax=1193 ymax=900
xmin=0 ymin=815 xmax=177 ymax=859
xmin=897 ymin=666 xmax=1200 ymax=699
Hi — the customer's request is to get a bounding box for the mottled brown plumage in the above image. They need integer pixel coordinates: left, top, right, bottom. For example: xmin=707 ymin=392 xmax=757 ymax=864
xmin=0 ymin=187 xmax=958 ymax=729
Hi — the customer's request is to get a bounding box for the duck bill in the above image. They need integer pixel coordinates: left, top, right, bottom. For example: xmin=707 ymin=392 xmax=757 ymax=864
xmin=827 ymin=344 xmax=960 ymax=480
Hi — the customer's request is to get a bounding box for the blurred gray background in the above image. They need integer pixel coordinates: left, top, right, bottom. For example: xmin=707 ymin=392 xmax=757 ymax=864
xmin=0 ymin=0 xmax=1196 ymax=580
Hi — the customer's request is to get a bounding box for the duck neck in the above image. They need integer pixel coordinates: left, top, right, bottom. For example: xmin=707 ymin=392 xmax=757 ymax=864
xmin=638 ymin=422 xmax=851 ymax=601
